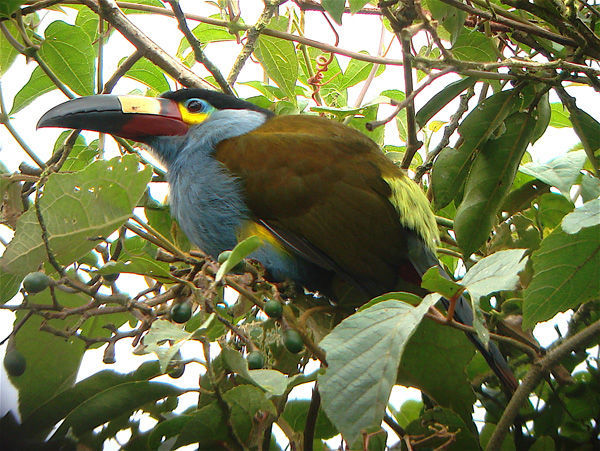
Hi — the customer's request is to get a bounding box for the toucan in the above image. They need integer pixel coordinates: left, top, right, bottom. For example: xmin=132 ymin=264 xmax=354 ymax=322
xmin=38 ymin=88 xmax=518 ymax=392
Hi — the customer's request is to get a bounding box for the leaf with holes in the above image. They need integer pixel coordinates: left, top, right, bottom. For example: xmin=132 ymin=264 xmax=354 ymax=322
xmin=0 ymin=155 xmax=152 ymax=302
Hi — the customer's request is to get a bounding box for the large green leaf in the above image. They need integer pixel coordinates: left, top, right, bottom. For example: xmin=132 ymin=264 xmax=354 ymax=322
xmin=10 ymin=65 xmax=55 ymax=114
xmin=570 ymin=106 xmax=600 ymax=166
xmin=349 ymin=0 xmax=371 ymax=12
xmin=562 ymin=198 xmax=600 ymax=234
xmin=519 ymin=150 xmax=587 ymax=195
xmin=397 ymin=318 xmax=477 ymax=429
xmin=0 ymin=0 xmax=24 ymax=17
xmin=455 ymin=112 xmax=535 ymax=256
xmin=452 ymin=30 xmax=497 ymax=62
xmin=9 ymin=289 xmax=86 ymax=420
xmin=0 ymin=155 xmax=152 ymax=303
xmin=549 ymin=102 xmax=571 ymax=128
xmin=523 ymin=225 xmax=600 ymax=328
xmin=432 ymin=89 xmax=520 ymax=209
xmin=53 ymin=381 xmax=181 ymax=437
xmin=75 ymin=7 xmax=99 ymax=43
xmin=318 ymin=295 xmax=437 ymax=444
xmin=254 ymin=18 xmax=298 ymax=104
xmin=423 ymin=0 xmax=466 ymax=43
xmin=461 ymin=249 xmax=529 ymax=345
xmin=19 ymin=362 xmax=160 ymax=437
xmin=338 ymin=54 xmax=385 ymax=90
xmin=39 ymin=20 xmax=95 ymax=95
xmin=0 ymin=21 xmax=19 ymax=75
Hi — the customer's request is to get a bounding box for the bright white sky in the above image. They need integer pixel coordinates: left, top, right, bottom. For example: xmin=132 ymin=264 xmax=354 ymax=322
xmin=0 ymin=0 xmax=592 ymax=447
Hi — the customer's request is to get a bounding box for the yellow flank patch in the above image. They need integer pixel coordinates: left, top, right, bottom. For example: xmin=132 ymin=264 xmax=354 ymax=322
xmin=237 ymin=221 xmax=290 ymax=256
xmin=383 ymin=176 xmax=439 ymax=251
xmin=177 ymin=103 xmax=210 ymax=125
xmin=118 ymin=96 xmax=162 ymax=114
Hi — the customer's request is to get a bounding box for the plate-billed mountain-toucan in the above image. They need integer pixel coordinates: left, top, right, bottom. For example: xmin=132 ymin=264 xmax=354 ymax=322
xmin=38 ymin=88 xmax=518 ymax=392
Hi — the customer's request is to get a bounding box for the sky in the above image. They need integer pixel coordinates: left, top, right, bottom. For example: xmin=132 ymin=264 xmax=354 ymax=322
xmin=0 ymin=0 xmax=593 ymax=447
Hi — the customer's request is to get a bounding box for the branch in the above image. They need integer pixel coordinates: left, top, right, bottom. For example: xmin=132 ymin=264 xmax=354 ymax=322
xmin=485 ymin=319 xmax=600 ymax=450
xmin=166 ymin=0 xmax=234 ymax=95
xmin=81 ymin=0 xmax=212 ymax=89
xmin=227 ymin=0 xmax=286 ymax=85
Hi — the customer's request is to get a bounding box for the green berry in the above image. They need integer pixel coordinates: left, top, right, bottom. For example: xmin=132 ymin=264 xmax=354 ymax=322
xmin=101 ymin=261 xmax=120 ymax=283
xmin=217 ymin=250 xmax=245 ymax=273
xmin=283 ymin=329 xmax=304 ymax=354
xmin=264 ymin=299 xmax=283 ymax=319
xmin=247 ymin=351 xmax=265 ymax=370
xmin=168 ymin=364 xmax=185 ymax=379
xmin=171 ymin=301 xmax=192 ymax=323
xmin=22 ymin=272 xmax=50 ymax=294
xmin=4 ymin=349 xmax=26 ymax=377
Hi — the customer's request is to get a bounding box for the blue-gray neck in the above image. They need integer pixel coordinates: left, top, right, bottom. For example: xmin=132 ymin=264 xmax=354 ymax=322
xmin=147 ymin=110 xmax=267 ymax=257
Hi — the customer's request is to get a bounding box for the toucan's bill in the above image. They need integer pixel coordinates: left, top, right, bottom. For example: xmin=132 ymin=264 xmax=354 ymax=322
xmin=37 ymin=95 xmax=187 ymax=140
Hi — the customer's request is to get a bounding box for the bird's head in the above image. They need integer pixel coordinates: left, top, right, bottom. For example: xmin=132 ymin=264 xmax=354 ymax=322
xmin=37 ymin=88 xmax=273 ymax=143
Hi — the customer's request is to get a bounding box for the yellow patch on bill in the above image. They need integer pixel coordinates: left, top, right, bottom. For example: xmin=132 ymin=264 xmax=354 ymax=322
xmin=118 ymin=96 xmax=162 ymax=115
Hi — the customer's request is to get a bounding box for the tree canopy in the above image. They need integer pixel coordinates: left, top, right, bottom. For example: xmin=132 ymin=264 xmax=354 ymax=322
xmin=1 ymin=0 xmax=599 ymax=450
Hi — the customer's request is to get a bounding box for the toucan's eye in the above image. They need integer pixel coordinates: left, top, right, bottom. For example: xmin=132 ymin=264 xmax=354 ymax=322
xmin=184 ymin=98 xmax=210 ymax=113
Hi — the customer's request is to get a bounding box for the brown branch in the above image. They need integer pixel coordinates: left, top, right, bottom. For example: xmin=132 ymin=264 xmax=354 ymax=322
xmin=486 ymin=319 xmax=600 ymax=450
xmin=166 ymin=0 xmax=234 ymax=95
xmin=303 ymin=384 xmax=321 ymax=451
xmin=81 ymin=0 xmax=211 ymax=89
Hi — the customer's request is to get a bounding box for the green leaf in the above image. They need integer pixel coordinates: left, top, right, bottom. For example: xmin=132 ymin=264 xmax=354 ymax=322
xmin=432 ymin=89 xmax=520 ymax=210
xmin=462 ymin=249 xmax=529 ymax=298
xmin=322 ymin=0 xmax=345 ymax=24
xmin=221 ymin=347 xmax=293 ymax=395
xmin=520 ymin=150 xmax=587 ymax=195
xmin=282 ymin=399 xmax=338 ymax=439
xmin=54 ymin=381 xmax=181 ymax=436
xmin=75 ymin=7 xmax=99 ymax=43
xmin=175 ymin=402 xmax=228 ymax=447
xmin=523 ymin=225 xmax=600 ymax=328
xmin=397 ymin=319 xmax=476 ymax=428
xmin=549 ymin=103 xmax=571 ymax=128
xmin=461 ymin=249 xmax=528 ymax=345
xmin=0 ymin=21 xmax=19 ymax=75
xmin=19 ymin=362 xmax=160 ymax=437
xmin=452 ymin=30 xmax=497 ymax=62
xmin=581 ymin=172 xmax=600 ymax=202
xmin=423 ymin=0 xmax=466 ymax=43
xmin=415 ymin=77 xmax=476 ymax=129
xmin=0 ymin=0 xmax=25 ymax=17
xmin=10 ymin=66 xmax=55 ymax=114
xmin=223 ymin=385 xmax=276 ymax=442
xmin=177 ymin=18 xmax=235 ymax=58
xmin=455 ymin=113 xmax=535 ymax=256
xmin=39 ymin=20 xmax=95 ymax=95
xmin=215 ymin=235 xmax=262 ymax=282
xmin=570 ymin=106 xmax=600 ymax=167
xmin=392 ymin=399 xmax=423 ymax=428
xmin=143 ymin=316 xmax=215 ymax=372
xmin=318 ymin=296 xmax=438 ymax=444
xmin=9 ymin=289 xmax=87 ymax=420
xmin=536 ymin=192 xmax=574 ymax=229
xmin=123 ymin=57 xmax=170 ymax=94
xmin=421 ymin=267 xmax=462 ymax=299
xmin=562 ymin=198 xmax=600 ymax=234
xmin=254 ymin=18 xmax=298 ymax=104
xmin=349 ymin=0 xmax=370 ymax=12
xmin=0 ymin=155 xmax=152 ymax=303
xmin=339 ymin=54 xmax=384 ymax=89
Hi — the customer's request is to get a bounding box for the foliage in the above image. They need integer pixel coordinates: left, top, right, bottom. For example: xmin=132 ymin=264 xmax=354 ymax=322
xmin=1 ymin=0 xmax=599 ymax=449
